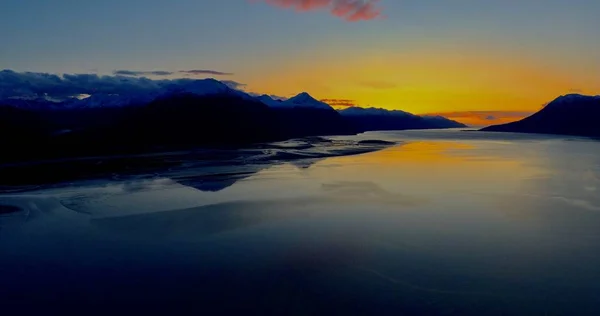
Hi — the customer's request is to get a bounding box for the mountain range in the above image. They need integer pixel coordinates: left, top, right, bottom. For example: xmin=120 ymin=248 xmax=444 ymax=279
xmin=481 ymin=94 xmax=600 ymax=137
xmin=0 ymin=78 xmax=465 ymax=163
xmin=339 ymin=107 xmax=466 ymax=130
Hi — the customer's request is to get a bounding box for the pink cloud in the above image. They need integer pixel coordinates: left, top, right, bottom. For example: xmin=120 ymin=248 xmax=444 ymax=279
xmin=256 ymin=0 xmax=383 ymax=22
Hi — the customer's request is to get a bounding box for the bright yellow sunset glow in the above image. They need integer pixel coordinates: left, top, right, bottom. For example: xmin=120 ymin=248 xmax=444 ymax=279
xmin=241 ymin=48 xmax=599 ymax=126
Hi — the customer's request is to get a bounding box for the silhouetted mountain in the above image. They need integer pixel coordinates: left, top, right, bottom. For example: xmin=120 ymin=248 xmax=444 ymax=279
xmin=0 ymin=97 xmax=62 ymax=110
xmin=481 ymin=94 xmax=600 ymax=137
xmin=339 ymin=107 xmax=466 ymax=131
xmin=0 ymin=78 xmax=252 ymax=111
xmin=41 ymin=94 xmax=283 ymax=158
xmin=121 ymin=93 xmax=280 ymax=147
xmin=0 ymin=80 xmax=463 ymax=164
xmin=257 ymin=94 xmax=285 ymax=107
xmin=262 ymin=93 xmax=357 ymax=137
xmin=0 ymin=105 xmax=56 ymax=150
xmin=0 ymin=92 xmax=356 ymax=163
xmin=280 ymin=92 xmax=333 ymax=110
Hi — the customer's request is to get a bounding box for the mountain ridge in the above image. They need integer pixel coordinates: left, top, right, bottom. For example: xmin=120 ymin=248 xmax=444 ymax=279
xmin=0 ymin=79 xmax=467 ymax=163
xmin=339 ymin=106 xmax=467 ymax=131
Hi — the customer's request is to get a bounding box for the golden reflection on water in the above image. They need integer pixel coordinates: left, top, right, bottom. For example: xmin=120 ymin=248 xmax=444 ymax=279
xmin=352 ymin=141 xmax=477 ymax=165
xmin=308 ymin=140 xmax=547 ymax=198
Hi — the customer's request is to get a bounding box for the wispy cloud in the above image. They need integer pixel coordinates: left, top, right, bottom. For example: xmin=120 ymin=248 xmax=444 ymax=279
xmin=222 ymin=80 xmax=246 ymax=89
xmin=114 ymin=69 xmax=234 ymax=77
xmin=180 ymin=70 xmax=233 ymax=76
xmin=255 ymin=0 xmax=383 ymax=22
xmin=114 ymin=70 xmax=173 ymax=76
xmin=0 ymin=69 xmax=242 ymax=100
xmin=248 ymin=92 xmax=289 ymax=100
xmin=267 ymin=94 xmax=289 ymax=101
xmin=321 ymin=98 xmax=356 ymax=107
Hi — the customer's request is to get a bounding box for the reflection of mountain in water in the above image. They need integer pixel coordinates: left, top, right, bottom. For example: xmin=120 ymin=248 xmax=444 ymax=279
xmin=172 ymin=137 xmax=397 ymax=192
xmin=173 ymin=157 xmax=324 ymax=192
xmin=170 ymin=139 xmax=384 ymax=192
xmin=174 ymin=168 xmax=269 ymax=192
xmin=0 ymin=137 xmax=395 ymax=193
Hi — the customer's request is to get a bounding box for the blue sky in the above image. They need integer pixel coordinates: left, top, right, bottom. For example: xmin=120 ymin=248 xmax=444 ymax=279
xmin=1 ymin=0 xmax=599 ymax=119
xmin=2 ymin=0 xmax=598 ymax=74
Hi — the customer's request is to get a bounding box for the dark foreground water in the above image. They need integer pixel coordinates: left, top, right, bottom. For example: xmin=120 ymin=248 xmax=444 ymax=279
xmin=2 ymin=130 xmax=600 ymax=315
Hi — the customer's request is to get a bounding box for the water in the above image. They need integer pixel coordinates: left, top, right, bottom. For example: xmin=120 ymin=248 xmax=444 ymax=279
xmin=2 ymin=130 xmax=600 ymax=315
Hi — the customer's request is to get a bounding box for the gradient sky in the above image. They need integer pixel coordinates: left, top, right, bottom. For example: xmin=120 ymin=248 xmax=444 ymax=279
xmin=1 ymin=0 xmax=599 ymax=125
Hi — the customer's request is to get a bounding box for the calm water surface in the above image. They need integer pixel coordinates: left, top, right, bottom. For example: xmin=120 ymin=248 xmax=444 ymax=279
xmin=2 ymin=130 xmax=600 ymax=315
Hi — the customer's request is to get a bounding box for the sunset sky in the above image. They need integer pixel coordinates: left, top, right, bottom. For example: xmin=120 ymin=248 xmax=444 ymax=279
xmin=1 ymin=0 xmax=599 ymax=125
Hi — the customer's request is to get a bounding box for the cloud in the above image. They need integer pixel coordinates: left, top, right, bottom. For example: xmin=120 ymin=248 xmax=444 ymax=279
xmin=247 ymin=92 xmax=289 ymax=100
xmin=321 ymin=98 xmax=356 ymax=107
xmin=485 ymin=115 xmax=496 ymax=120
xmin=113 ymin=69 xmax=234 ymax=77
xmin=0 ymin=69 xmax=244 ymax=100
xmin=180 ymin=70 xmax=233 ymax=76
xmin=359 ymin=80 xmax=396 ymax=89
xmin=269 ymin=94 xmax=289 ymax=101
xmin=221 ymin=80 xmax=246 ymax=89
xmin=114 ymin=70 xmax=173 ymax=76
xmin=255 ymin=0 xmax=383 ymax=22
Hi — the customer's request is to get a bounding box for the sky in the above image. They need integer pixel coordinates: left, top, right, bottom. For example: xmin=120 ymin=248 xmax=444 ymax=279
xmin=1 ymin=0 xmax=599 ymax=125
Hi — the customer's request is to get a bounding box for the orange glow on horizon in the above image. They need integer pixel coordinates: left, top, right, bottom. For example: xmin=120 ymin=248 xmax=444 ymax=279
xmin=422 ymin=111 xmax=534 ymax=127
xmin=239 ymin=46 xmax=600 ymax=118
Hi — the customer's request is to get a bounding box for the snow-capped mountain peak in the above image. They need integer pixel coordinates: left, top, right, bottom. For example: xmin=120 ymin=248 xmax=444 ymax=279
xmin=63 ymin=93 xmax=155 ymax=109
xmin=0 ymin=96 xmax=62 ymax=110
xmin=1 ymin=78 xmax=259 ymax=110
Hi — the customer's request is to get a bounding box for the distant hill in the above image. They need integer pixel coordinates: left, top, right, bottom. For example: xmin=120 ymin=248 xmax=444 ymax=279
xmin=481 ymin=94 xmax=600 ymax=137
xmin=339 ymin=107 xmax=467 ymax=131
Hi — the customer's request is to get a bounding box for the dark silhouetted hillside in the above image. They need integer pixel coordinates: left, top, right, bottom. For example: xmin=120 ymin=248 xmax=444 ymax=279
xmin=481 ymin=94 xmax=600 ymax=137
xmin=0 ymin=93 xmax=355 ymax=163
xmin=339 ymin=107 xmax=466 ymax=131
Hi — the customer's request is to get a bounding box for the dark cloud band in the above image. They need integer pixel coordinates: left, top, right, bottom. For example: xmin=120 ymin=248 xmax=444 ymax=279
xmin=0 ymin=69 xmax=243 ymax=100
